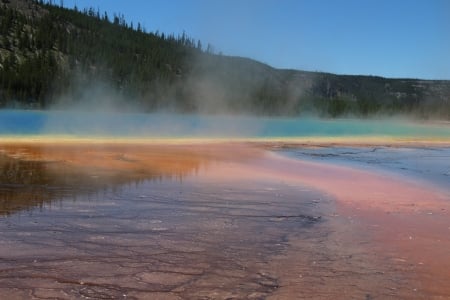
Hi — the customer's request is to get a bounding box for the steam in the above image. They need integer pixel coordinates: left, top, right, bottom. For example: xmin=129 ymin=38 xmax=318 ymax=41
xmin=50 ymin=74 xmax=139 ymax=114
xmin=30 ymin=44 xmax=448 ymax=139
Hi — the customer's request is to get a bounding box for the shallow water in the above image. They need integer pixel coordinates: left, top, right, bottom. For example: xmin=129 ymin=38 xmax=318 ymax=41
xmin=0 ymin=145 xmax=330 ymax=299
xmin=0 ymin=142 xmax=434 ymax=299
xmin=281 ymin=146 xmax=450 ymax=193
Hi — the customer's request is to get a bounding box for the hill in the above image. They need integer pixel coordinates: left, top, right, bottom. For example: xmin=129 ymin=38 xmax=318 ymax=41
xmin=1 ymin=0 xmax=450 ymax=118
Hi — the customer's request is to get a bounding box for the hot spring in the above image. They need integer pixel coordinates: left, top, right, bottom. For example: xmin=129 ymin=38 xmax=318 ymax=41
xmin=1 ymin=109 xmax=450 ymax=140
xmin=1 ymin=109 xmax=450 ymax=298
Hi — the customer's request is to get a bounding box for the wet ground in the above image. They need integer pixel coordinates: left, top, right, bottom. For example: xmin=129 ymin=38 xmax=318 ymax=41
xmin=0 ymin=178 xmax=322 ymax=299
xmin=0 ymin=141 xmax=449 ymax=299
xmin=280 ymin=146 xmax=450 ymax=193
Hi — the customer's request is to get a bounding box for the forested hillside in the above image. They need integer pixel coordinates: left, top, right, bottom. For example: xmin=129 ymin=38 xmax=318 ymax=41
xmin=0 ymin=0 xmax=205 ymax=111
xmin=1 ymin=0 xmax=450 ymax=118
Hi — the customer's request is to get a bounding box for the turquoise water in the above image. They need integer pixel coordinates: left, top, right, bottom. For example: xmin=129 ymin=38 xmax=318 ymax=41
xmin=1 ymin=109 xmax=450 ymax=138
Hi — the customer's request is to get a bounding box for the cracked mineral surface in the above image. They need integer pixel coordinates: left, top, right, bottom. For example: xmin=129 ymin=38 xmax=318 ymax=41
xmin=0 ymin=141 xmax=449 ymax=299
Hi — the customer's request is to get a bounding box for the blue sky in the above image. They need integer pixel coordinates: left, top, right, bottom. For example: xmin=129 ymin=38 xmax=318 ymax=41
xmin=62 ymin=0 xmax=450 ymax=80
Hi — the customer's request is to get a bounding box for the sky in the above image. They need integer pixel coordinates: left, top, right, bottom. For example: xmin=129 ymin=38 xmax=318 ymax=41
xmin=61 ymin=0 xmax=450 ymax=80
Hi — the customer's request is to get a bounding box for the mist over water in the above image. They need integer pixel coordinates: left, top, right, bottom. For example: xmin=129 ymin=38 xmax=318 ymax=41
xmin=1 ymin=109 xmax=450 ymax=139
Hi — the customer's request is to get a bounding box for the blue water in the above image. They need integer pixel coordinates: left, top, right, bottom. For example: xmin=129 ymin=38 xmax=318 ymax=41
xmin=1 ymin=109 xmax=450 ymax=138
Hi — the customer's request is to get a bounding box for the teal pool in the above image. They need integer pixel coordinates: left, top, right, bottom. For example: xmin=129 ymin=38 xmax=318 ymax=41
xmin=1 ymin=109 xmax=449 ymax=139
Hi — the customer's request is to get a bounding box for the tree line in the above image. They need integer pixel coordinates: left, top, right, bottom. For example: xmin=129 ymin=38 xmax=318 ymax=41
xmin=0 ymin=0 xmax=449 ymax=118
xmin=0 ymin=0 xmax=214 ymax=110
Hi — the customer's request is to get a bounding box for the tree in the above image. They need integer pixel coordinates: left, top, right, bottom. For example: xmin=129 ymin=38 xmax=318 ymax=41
xmin=206 ymin=43 xmax=214 ymax=54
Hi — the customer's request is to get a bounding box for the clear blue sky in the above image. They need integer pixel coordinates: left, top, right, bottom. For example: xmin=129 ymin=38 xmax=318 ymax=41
xmin=62 ymin=0 xmax=450 ymax=80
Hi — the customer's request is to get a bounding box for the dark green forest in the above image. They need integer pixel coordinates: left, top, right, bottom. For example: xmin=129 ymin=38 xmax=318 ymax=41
xmin=0 ymin=0 xmax=207 ymax=111
xmin=1 ymin=0 xmax=450 ymax=118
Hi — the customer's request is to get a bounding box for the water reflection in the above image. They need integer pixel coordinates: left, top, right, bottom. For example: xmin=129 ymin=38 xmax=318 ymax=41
xmin=0 ymin=142 xmax=333 ymax=299
xmin=0 ymin=143 xmax=212 ymax=215
xmin=0 ymin=141 xmax=434 ymax=298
